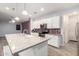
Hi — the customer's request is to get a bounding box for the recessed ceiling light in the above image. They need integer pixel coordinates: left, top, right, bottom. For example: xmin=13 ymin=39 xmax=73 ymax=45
xmin=14 ymin=17 xmax=20 ymax=21
xmin=40 ymin=8 xmax=44 ymax=11
xmin=22 ymin=10 xmax=28 ymax=15
xmin=5 ymin=7 xmax=10 ymax=10
xmin=11 ymin=20 xmax=15 ymax=23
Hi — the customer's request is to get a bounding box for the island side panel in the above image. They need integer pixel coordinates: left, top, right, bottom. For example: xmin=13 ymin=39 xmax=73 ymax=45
xmin=18 ymin=41 xmax=48 ymax=56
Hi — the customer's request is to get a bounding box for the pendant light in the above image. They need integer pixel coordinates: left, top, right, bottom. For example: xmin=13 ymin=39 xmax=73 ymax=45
xmin=40 ymin=8 xmax=44 ymax=11
xmin=11 ymin=19 xmax=15 ymax=23
xmin=22 ymin=3 xmax=28 ymax=15
xmin=14 ymin=3 xmax=20 ymax=21
xmin=9 ymin=16 xmax=15 ymax=23
xmin=9 ymin=4 xmax=20 ymax=23
xmin=14 ymin=17 xmax=20 ymax=21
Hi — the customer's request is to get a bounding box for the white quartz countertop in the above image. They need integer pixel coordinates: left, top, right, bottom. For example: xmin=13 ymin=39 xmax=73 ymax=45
xmin=5 ymin=33 xmax=48 ymax=54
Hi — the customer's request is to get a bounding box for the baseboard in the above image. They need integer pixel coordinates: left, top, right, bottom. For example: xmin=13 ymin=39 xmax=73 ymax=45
xmin=69 ymin=40 xmax=78 ymax=42
xmin=48 ymin=44 xmax=59 ymax=48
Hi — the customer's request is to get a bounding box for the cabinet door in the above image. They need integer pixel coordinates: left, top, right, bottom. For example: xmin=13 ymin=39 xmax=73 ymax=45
xmin=48 ymin=35 xmax=60 ymax=47
xmin=19 ymin=48 xmax=34 ymax=56
xmin=47 ymin=16 xmax=60 ymax=28
xmin=52 ymin=16 xmax=60 ymax=28
xmin=47 ymin=18 xmax=52 ymax=28
xmin=19 ymin=41 xmax=48 ymax=56
xmin=33 ymin=41 xmax=48 ymax=56
xmin=68 ymin=15 xmax=77 ymax=41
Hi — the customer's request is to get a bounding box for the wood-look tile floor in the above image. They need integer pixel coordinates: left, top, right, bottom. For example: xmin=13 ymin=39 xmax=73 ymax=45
xmin=48 ymin=41 xmax=78 ymax=56
xmin=0 ymin=37 xmax=78 ymax=56
xmin=0 ymin=37 xmax=8 ymax=56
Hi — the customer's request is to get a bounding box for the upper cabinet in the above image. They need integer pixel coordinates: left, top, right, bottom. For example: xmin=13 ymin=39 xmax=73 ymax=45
xmin=46 ymin=16 xmax=60 ymax=28
xmin=31 ymin=16 xmax=61 ymax=30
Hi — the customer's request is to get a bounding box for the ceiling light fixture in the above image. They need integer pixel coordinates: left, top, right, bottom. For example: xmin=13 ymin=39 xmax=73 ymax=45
xmin=22 ymin=10 xmax=28 ymax=15
xmin=40 ymin=8 xmax=44 ymax=11
xmin=9 ymin=20 xmax=15 ymax=23
xmin=14 ymin=17 xmax=20 ymax=21
xmin=9 ymin=16 xmax=16 ymax=23
xmin=13 ymin=4 xmax=20 ymax=21
xmin=22 ymin=3 xmax=28 ymax=15
xmin=11 ymin=20 xmax=15 ymax=23
xmin=5 ymin=7 xmax=10 ymax=10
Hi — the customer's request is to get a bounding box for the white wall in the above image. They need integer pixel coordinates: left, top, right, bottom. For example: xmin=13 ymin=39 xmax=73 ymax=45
xmin=0 ymin=22 xmax=22 ymax=37
xmin=62 ymin=15 xmax=69 ymax=44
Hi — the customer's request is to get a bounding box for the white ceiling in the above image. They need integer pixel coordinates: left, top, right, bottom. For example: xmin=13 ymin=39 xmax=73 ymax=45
xmin=0 ymin=3 xmax=79 ymax=22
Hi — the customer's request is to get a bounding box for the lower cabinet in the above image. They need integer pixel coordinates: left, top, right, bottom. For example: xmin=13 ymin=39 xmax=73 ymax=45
xmin=47 ymin=35 xmax=61 ymax=48
xmin=19 ymin=41 xmax=48 ymax=56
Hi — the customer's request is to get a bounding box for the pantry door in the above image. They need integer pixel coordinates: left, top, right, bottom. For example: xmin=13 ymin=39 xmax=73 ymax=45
xmin=68 ymin=14 xmax=78 ymax=41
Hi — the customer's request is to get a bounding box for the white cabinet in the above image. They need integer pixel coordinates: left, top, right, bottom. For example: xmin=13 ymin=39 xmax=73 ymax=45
xmin=33 ymin=41 xmax=48 ymax=56
xmin=19 ymin=41 xmax=48 ymax=56
xmin=32 ymin=21 xmax=40 ymax=29
xmin=47 ymin=16 xmax=60 ymax=28
xmin=19 ymin=47 xmax=34 ymax=56
xmin=45 ymin=18 xmax=52 ymax=28
xmin=31 ymin=16 xmax=61 ymax=30
xmin=46 ymin=34 xmax=61 ymax=48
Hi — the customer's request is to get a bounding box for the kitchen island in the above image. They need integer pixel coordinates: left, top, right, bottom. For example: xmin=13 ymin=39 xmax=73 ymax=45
xmin=5 ymin=33 xmax=48 ymax=56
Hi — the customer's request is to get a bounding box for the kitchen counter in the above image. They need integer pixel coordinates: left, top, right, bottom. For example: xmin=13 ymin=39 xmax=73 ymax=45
xmin=5 ymin=33 xmax=48 ymax=56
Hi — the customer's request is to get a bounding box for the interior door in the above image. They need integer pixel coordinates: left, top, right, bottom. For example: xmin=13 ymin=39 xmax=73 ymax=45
xmin=68 ymin=15 xmax=78 ymax=41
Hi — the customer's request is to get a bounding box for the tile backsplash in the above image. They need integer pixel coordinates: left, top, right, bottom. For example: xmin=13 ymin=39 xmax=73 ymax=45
xmin=32 ymin=28 xmax=61 ymax=35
